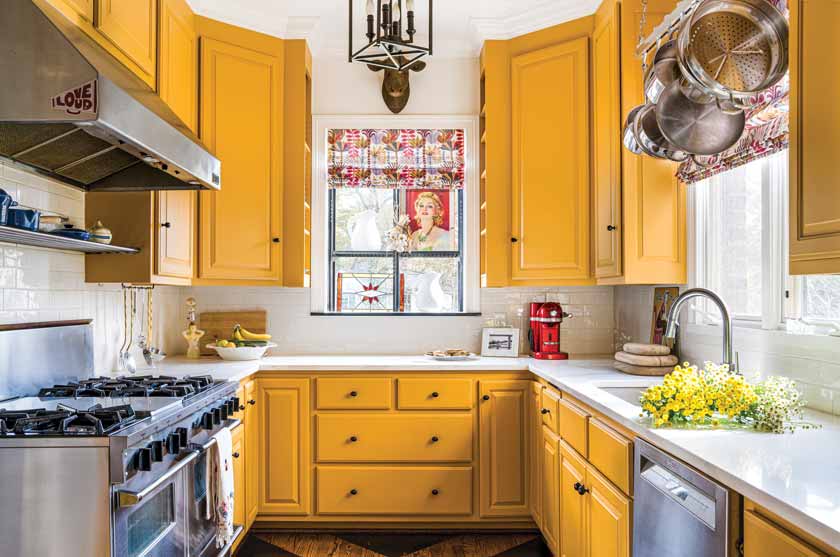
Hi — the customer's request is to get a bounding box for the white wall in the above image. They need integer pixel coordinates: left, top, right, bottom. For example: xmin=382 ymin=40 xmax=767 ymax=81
xmin=614 ymin=284 xmax=840 ymax=414
xmin=0 ymin=162 xmax=182 ymax=374
xmin=313 ymin=57 xmax=480 ymax=115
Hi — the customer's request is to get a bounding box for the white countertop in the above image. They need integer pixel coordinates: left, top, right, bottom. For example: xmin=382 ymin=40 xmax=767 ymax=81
xmin=148 ymin=354 xmax=840 ymax=550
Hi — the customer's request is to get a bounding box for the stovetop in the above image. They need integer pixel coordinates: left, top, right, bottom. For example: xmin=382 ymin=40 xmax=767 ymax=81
xmin=0 ymin=402 xmax=139 ymax=436
xmin=36 ymin=374 xmax=216 ymax=399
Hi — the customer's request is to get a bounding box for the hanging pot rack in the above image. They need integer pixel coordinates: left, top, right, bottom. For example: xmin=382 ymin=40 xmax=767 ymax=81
xmin=635 ymin=0 xmax=703 ymax=62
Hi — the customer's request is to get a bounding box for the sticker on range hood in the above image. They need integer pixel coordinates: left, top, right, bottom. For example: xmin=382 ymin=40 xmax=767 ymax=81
xmin=51 ymin=79 xmax=98 ymax=116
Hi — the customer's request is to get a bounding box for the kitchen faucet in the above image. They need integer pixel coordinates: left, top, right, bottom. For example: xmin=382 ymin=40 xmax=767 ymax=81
xmin=663 ymin=288 xmax=737 ymax=372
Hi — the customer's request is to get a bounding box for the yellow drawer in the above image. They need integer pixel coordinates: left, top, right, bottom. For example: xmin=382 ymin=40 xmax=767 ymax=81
xmin=558 ymin=398 xmax=590 ymax=457
xmin=316 ymin=466 xmax=473 ymax=515
xmin=316 ymin=414 xmax=473 ymax=462
xmin=540 ymin=387 xmax=562 ymax=433
xmin=315 ymin=377 xmax=392 ymax=410
xmin=397 ymin=378 xmax=473 ymax=410
xmin=587 ymin=417 xmax=633 ymax=496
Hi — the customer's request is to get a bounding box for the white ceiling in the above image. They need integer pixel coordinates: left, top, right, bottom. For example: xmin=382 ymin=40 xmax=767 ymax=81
xmin=187 ymin=0 xmax=601 ymax=58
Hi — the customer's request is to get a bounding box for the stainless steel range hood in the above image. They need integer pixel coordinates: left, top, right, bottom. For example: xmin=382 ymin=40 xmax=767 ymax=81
xmin=0 ymin=0 xmax=221 ymax=191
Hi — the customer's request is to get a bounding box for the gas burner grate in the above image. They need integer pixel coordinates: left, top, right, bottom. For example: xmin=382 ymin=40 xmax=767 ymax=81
xmin=36 ymin=374 xmax=220 ymax=400
xmin=0 ymin=404 xmax=138 ymax=436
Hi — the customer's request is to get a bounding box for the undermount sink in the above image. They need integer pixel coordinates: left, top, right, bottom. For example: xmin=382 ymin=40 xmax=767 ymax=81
xmin=593 ymin=379 xmax=664 ymax=406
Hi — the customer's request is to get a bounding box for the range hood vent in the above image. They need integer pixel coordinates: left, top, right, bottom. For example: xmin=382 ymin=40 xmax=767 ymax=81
xmin=0 ymin=0 xmax=221 ymax=191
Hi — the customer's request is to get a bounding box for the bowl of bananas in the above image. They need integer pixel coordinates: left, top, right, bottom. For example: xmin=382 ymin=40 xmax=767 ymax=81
xmin=207 ymin=324 xmax=276 ymax=361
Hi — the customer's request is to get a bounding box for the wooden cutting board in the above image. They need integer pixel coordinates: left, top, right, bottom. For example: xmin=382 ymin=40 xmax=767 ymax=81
xmin=198 ymin=310 xmax=267 ymax=355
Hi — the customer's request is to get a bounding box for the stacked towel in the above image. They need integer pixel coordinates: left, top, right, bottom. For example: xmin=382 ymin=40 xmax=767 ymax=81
xmin=613 ymin=343 xmax=675 ymax=376
xmin=206 ymin=427 xmax=235 ymax=549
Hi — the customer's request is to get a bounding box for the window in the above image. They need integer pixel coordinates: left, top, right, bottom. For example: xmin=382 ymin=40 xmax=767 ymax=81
xmin=325 ymin=128 xmax=467 ymax=314
xmin=692 ymin=151 xmax=840 ymax=330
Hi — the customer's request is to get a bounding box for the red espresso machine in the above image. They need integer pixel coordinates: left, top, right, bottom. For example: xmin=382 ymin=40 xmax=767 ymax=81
xmin=529 ymin=302 xmax=572 ymax=360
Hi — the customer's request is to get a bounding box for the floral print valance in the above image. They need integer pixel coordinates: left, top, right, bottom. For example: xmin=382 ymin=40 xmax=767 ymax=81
xmin=327 ymin=129 xmax=465 ymax=189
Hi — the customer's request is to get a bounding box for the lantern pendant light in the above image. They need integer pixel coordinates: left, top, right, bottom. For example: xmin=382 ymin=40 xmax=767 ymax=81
xmin=349 ymin=0 xmax=433 ymax=71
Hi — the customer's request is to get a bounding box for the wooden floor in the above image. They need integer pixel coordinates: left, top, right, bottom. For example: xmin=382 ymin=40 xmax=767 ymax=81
xmin=236 ymin=532 xmax=551 ymax=557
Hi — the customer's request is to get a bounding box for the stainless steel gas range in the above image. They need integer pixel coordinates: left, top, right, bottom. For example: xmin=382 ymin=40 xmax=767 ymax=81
xmin=0 ymin=321 xmax=244 ymax=557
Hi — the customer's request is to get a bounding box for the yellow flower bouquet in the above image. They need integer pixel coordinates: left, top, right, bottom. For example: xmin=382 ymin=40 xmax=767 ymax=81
xmin=640 ymin=362 xmax=818 ymax=434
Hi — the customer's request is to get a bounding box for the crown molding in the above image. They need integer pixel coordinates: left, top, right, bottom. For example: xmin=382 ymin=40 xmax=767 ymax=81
xmin=470 ymin=0 xmax=601 ymax=45
xmin=285 ymin=16 xmax=321 ymax=39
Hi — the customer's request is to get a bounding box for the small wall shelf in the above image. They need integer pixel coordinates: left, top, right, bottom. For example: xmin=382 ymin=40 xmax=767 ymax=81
xmin=0 ymin=225 xmax=140 ymax=255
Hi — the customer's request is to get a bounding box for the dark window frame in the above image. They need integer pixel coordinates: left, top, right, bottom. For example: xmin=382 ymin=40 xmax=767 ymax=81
xmin=328 ymin=188 xmax=465 ymax=314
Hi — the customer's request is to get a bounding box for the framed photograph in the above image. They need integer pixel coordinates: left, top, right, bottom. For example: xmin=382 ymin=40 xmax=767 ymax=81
xmin=481 ymin=327 xmax=520 ymax=358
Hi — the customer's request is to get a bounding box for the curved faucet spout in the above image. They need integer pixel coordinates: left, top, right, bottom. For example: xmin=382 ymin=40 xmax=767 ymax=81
xmin=663 ymin=288 xmax=736 ymax=372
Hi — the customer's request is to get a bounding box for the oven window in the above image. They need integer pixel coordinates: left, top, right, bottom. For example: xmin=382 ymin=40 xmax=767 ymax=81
xmin=127 ymin=483 xmax=175 ymax=557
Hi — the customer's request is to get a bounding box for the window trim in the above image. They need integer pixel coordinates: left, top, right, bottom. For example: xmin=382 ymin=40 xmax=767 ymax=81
xmin=311 ymin=115 xmax=480 ymax=315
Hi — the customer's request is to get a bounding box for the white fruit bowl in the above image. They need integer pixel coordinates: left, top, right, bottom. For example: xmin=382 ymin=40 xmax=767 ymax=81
xmin=206 ymin=342 xmax=277 ymax=361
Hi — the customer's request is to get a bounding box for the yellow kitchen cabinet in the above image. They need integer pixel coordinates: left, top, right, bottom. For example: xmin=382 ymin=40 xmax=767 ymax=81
xmin=560 ymin=440 xmax=587 ymax=557
xmin=243 ymin=379 xmax=259 ymax=527
xmin=158 ymin=0 xmax=198 ymax=133
xmin=85 ymin=191 xmax=194 ymax=284
xmin=587 ymin=466 xmax=630 ymax=557
xmin=96 ymin=0 xmax=157 ymax=87
xmin=744 ymin=510 xmax=827 ymax=557
xmin=283 ymin=40 xmax=313 ymax=287
xmin=789 ymin=0 xmax=840 ymax=274
xmin=258 ymin=377 xmax=310 ymax=516
xmin=231 ymin=423 xmax=246 ymax=553
xmin=479 ymin=380 xmax=530 ymax=517
xmin=529 ymin=383 xmax=544 ymax=525
xmin=595 ymin=0 xmax=686 ymax=285
xmin=510 ymin=37 xmax=592 ymax=285
xmin=197 ymin=18 xmax=283 ymax=284
xmin=587 ymin=417 xmax=633 ymax=497
xmin=541 ymin=425 xmax=561 ymax=556
xmin=592 ymin=0 xmax=622 ymax=280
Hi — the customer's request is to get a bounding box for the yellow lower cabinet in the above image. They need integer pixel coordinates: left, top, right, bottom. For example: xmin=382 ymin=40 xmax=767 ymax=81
xmin=530 ymin=383 xmax=545 ymax=525
xmin=243 ymin=379 xmax=259 ymax=527
xmin=316 ymin=414 xmax=473 ymax=463
xmin=258 ymin=378 xmax=310 ymax=515
xmin=586 ymin=467 xmax=630 ymax=557
xmin=541 ymin=426 xmax=561 ymax=556
xmin=560 ymin=441 xmax=588 ymax=557
xmin=479 ymin=380 xmax=531 ymax=517
xmin=315 ymin=377 xmax=393 ymax=410
xmin=316 ymin=466 xmax=473 ymax=516
xmin=231 ymin=424 xmax=245 ymax=552
xmin=587 ymin=417 xmax=633 ymax=497
xmin=397 ymin=377 xmax=474 ymax=410
xmin=744 ymin=510 xmax=828 ymax=557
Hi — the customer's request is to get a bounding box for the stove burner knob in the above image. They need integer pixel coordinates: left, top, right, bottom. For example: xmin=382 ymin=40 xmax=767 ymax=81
xmin=150 ymin=440 xmax=164 ymax=462
xmin=232 ymin=396 xmax=240 ymax=409
xmin=176 ymin=427 xmax=189 ymax=446
xmin=227 ymin=399 xmax=237 ymax=414
xmin=220 ymin=404 xmax=229 ymax=421
xmin=167 ymin=432 xmax=181 ymax=454
xmin=202 ymin=412 xmax=214 ymax=430
xmin=136 ymin=447 xmax=152 ymax=471
xmin=212 ymin=407 xmax=222 ymax=425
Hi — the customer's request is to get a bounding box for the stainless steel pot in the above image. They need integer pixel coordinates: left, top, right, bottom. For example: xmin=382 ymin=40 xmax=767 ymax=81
xmin=676 ymin=0 xmax=789 ymax=109
xmin=656 ymin=78 xmax=746 ymax=156
xmin=633 ymin=104 xmax=690 ymax=162
xmin=623 ymin=105 xmax=645 ymax=154
xmin=644 ymin=41 xmax=682 ymax=104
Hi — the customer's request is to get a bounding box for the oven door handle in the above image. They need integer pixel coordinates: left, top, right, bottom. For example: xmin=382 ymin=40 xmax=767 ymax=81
xmin=117 ymin=451 xmax=200 ymax=507
xmin=194 ymin=419 xmax=242 ymax=452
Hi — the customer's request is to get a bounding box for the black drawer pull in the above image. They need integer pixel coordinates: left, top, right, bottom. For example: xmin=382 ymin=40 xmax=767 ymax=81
xmin=574 ymin=482 xmax=589 ymax=496
xmin=349 ymin=489 xmax=358 ymax=496
xmin=541 ymin=408 xmax=550 ymax=415
xmin=431 ymin=391 xmax=440 ymax=398
xmin=431 ymin=436 xmax=439 ymax=443
xmin=232 ymin=452 xmax=240 ymax=459
xmin=248 ymin=400 xmax=256 ymax=406
xmin=239 ymin=405 xmax=246 ymax=411
xmin=431 ymin=489 xmax=439 ymax=496
xmin=482 ymin=395 xmax=490 ymax=401
xmin=349 ymin=436 xmax=358 ymax=443
xmin=349 ymin=391 xmax=358 ymax=397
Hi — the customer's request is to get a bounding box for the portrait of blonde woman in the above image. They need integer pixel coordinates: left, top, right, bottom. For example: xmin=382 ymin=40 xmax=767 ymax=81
xmin=408 ymin=191 xmax=452 ymax=251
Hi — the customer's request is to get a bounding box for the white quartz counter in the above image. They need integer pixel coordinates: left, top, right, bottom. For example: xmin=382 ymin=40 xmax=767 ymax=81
xmin=149 ymin=354 xmax=840 ymax=550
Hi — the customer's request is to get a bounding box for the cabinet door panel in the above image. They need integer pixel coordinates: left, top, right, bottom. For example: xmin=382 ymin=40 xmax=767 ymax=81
xmin=587 ymin=467 xmax=630 ymax=557
xmin=159 ymin=0 xmax=198 ymax=132
xmin=479 ymin=380 xmax=530 ymax=517
xmin=511 ymin=38 xmax=591 ymax=282
xmin=231 ymin=424 xmax=245 ymax=527
xmin=560 ymin=441 xmax=587 ymax=557
xmin=258 ymin=378 xmax=310 ymax=515
xmin=244 ymin=380 xmax=259 ymax=526
xmin=155 ymin=190 xmax=195 ymax=279
xmin=744 ymin=510 xmax=827 ymax=557
xmin=540 ymin=426 xmax=560 ymax=556
xmin=96 ymin=0 xmax=157 ymax=81
xmin=199 ymin=36 xmax=282 ymax=282
xmin=529 ymin=383 xmax=544 ymax=524
xmin=789 ymin=0 xmax=840 ymax=274
xmin=593 ymin=1 xmax=623 ymax=279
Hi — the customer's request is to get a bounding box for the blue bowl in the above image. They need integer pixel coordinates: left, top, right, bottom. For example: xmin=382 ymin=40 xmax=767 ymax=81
xmin=50 ymin=226 xmax=91 ymax=241
xmin=0 ymin=189 xmax=16 ymax=226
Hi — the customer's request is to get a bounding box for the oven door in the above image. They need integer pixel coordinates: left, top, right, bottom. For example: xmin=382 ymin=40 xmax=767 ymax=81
xmin=113 ymin=456 xmax=189 ymax=557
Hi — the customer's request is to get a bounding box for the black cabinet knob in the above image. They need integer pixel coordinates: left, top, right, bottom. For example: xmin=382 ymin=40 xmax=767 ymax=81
xmin=482 ymin=395 xmax=490 ymax=401
xmin=272 ymin=237 xmax=280 ymax=243
xmin=232 ymin=452 xmax=240 ymax=459
xmin=349 ymin=391 xmax=358 ymax=397
xmin=248 ymin=399 xmax=256 ymax=405
xmin=349 ymin=436 xmax=358 ymax=443
xmin=431 ymin=391 xmax=439 ymax=398
xmin=607 ymin=225 xmax=616 ymax=231
xmin=166 ymin=432 xmax=181 ymax=454
xmin=431 ymin=436 xmax=439 ymax=443
xmin=176 ymin=427 xmax=189 ymax=447
xmin=431 ymin=489 xmax=439 ymax=496
xmin=574 ymin=482 xmax=589 ymax=495
xmin=239 ymin=405 xmax=246 ymax=411
xmin=137 ymin=447 xmax=152 ymax=471
xmin=511 ymin=237 xmax=518 ymax=243
xmin=349 ymin=489 xmax=358 ymax=496
xmin=541 ymin=408 xmax=550 ymax=415
xmin=150 ymin=440 xmax=164 ymax=462
xmin=161 ymin=222 xmax=171 ymax=228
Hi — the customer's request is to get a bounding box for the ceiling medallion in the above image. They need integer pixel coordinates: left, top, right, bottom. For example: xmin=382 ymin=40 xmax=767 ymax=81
xmin=349 ymin=0 xmax=433 ymax=71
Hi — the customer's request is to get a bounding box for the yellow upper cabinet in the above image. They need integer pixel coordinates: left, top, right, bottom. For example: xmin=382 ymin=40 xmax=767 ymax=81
xmin=610 ymin=0 xmax=686 ymax=285
xmin=789 ymin=0 xmax=840 ymax=275
xmin=158 ymin=0 xmax=198 ymax=133
xmin=155 ymin=190 xmax=196 ymax=280
xmin=592 ymin=0 xmax=623 ymax=280
xmin=197 ymin=19 xmax=284 ymax=283
xmin=511 ymin=37 xmax=592 ymax=285
xmin=96 ymin=0 xmax=157 ymax=87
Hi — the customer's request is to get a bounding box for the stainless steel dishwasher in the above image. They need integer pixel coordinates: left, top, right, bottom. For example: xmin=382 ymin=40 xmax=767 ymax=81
xmin=633 ymin=439 xmax=731 ymax=557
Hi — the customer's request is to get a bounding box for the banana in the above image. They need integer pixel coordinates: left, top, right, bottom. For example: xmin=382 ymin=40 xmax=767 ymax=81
xmin=233 ymin=324 xmax=271 ymax=341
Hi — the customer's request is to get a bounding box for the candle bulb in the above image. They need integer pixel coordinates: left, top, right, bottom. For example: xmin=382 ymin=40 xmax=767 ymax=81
xmin=406 ymin=0 xmax=414 ymax=11
xmin=366 ymin=0 xmax=374 ymax=15
xmin=392 ymin=2 xmax=400 ymax=21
